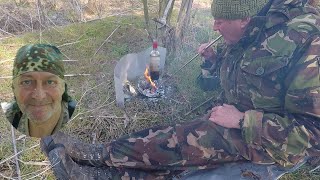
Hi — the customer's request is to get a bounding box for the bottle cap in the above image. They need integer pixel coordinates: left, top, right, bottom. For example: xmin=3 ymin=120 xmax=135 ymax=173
xmin=152 ymin=40 xmax=158 ymax=49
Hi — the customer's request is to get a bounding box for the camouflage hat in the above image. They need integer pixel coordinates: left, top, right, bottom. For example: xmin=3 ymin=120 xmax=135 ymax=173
xmin=211 ymin=0 xmax=269 ymax=19
xmin=13 ymin=44 xmax=65 ymax=79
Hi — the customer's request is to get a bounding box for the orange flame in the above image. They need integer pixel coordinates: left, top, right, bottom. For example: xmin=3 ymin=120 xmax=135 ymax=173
xmin=144 ymin=66 xmax=157 ymax=91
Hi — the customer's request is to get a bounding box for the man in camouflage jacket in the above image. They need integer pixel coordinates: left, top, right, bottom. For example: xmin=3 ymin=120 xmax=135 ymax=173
xmin=41 ymin=0 xmax=320 ymax=179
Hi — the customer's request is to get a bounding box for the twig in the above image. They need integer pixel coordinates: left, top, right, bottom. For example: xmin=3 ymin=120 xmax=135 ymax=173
xmin=36 ymin=0 xmax=43 ymax=43
xmin=9 ymin=164 xmax=52 ymax=179
xmin=62 ymin=60 xmax=79 ymax=62
xmin=26 ymin=166 xmax=51 ymax=180
xmin=0 ymin=7 xmax=32 ymax=30
xmin=57 ymin=40 xmax=83 ymax=48
xmin=59 ymin=49 xmax=72 ymax=60
xmin=18 ymin=159 xmax=50 ymax=166
xmin=91 ymin=25 xmax=121 ymax=61
xmin=184 ymin=96 xmax=215 ymax=116
xmin=16 ymin=135 xmax=26 ymax=141
xmin=11 ymin=126 xmax=22 ymax=180
xmin=92 ymin=132 xmax=97 ymax=144
xmin=0 ymin=172 xmax=14 ymax=180
xmin=44 ymin=14 xmax=61 ymax=33
xmin=0 ymin=144 xmax=39 ymax=165
xmin=0 ymin=28 xmax=15 ymax=36
xmin=64 ymin=73 xmax=91 ymax=77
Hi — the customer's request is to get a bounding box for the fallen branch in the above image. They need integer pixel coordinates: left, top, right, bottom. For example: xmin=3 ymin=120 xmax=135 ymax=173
xmin=57 ymin=40 xmax=83 ymax=47
xmin=11 ymin=126 xmax=22 ymax=180
xmin=18 ymin=159 xmax=50 ymax=166
xmin=64 ymin=73 xmax=91 ymax=77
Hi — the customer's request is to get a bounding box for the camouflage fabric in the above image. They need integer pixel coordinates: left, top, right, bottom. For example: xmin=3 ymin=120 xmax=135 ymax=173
xmin=42 ymin=0 xmax=320 ymax=179
xmin=13 ymin=44 xmax=65 ymax=79
xmin=217 ymin=0 xmax=320 ymax=167
xmin=4 ymin=101 xmax=70 ymax=136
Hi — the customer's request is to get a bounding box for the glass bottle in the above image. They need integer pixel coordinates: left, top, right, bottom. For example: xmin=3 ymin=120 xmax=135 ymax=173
xmin=149 ymin=40 xmax=160 ymax=80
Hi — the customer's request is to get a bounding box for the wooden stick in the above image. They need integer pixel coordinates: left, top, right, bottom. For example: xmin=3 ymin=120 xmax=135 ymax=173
xmin=64 ymin=73 xmax=91 ymax=77
xmin=11 ymin=126 xmax=22 ymax=180
xmin=175 ymin=35 xmax=222 ymax=73
xmin=58 ymin=40 xmax=83 ymax=48
xmin=162 ymin=35 xmax=222 ymax=84
xmin=18 ymin=159 xmax=50 ymax=166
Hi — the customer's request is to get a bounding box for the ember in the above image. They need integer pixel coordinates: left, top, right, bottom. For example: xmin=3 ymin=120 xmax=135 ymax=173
xmin=137 ymin=67 xmax=164 ymax=98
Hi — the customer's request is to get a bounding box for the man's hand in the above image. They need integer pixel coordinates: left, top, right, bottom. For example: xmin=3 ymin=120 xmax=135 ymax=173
xmin=209 ymin=104 xmax=244 ymax=129
xmin=198 ymin=43 xmax=216 ymax=61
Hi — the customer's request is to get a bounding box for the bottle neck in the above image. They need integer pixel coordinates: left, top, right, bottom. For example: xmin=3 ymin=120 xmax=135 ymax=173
xmin=152 ymin=41 xmax=158 ymax=50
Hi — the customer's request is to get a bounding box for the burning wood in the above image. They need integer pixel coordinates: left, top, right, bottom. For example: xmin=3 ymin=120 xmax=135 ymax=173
xmin=136 ymin=66 xmax=164 ymax=98
xmin=144 ymin=66 xmax=157 ymax=92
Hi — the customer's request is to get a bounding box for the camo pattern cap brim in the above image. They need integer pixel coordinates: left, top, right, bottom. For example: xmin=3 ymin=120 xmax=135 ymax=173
xmin=13 ymin=44 xmax=65 ymax=79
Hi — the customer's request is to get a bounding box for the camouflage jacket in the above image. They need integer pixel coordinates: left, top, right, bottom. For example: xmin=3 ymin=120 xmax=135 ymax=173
xmin=3 ymin=101 xmax=70 ymax=136
xmin=214 ymin=0 xmax=320 ymax=166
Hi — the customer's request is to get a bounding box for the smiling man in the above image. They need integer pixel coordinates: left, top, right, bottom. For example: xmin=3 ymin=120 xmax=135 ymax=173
xmin=4 ymin=44 xmax=75 ymax=138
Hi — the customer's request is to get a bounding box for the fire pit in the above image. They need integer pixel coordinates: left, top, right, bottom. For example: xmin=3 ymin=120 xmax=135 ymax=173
xmin=114 ymin=46 xmax=167 ymax=107
xmin=136 ymin=67 xmax=165 ymax=98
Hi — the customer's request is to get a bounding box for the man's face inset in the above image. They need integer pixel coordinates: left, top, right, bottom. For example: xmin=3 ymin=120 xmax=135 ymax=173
xmin=13 ymin=71 xmax=65 ymax=124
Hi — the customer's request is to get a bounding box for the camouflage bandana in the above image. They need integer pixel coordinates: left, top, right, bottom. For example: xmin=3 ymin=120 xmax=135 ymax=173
xmin=13 ymin=44 xmax=65 ymax=79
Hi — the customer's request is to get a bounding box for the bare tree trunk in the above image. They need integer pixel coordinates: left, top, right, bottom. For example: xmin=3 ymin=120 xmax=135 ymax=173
xmin=142 ymin=0 xmax=149 ymax=27
xmin=158 ymin=0 xmax=175 ymax=25
xmin=175 ymin=0 xmax=193 ymax=44
xmin=157 ymin=0 xmax=175 ymax=52
xmin=37 ymin=0 xmax=47 ymax=26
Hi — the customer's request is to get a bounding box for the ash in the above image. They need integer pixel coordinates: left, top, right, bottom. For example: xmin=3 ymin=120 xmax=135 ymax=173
xmin=123 ymin=76 xmax=172 ymax=102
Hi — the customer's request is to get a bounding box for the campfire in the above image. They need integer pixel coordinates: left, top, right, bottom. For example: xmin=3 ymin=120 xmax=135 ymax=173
xmin=143 ymin=66 xmax=157 ymax=92
xmin=113 ymin=45 xmax=167 ymax=106
xmin=137 ymin=66 xmax=164 ymax=98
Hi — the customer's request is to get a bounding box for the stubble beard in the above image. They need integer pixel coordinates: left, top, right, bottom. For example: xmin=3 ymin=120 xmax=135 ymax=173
xmin=22 ymin=100 xmax=61 ymax=124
